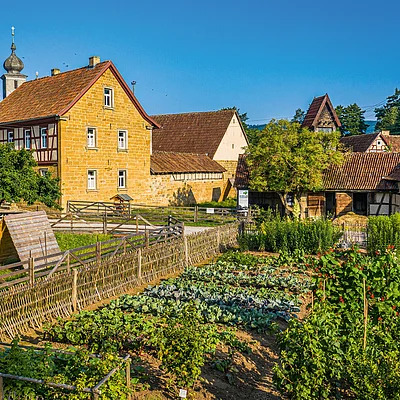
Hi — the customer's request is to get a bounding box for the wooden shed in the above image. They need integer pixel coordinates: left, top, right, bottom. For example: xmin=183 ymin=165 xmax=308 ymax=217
xmin=0 ymin=211 xmax=60 ymax=265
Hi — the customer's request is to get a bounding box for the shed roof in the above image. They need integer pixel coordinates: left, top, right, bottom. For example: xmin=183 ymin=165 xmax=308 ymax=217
xmin=151 ymin=109 xmax=238 ymax=158
xmin=151 ymin=151 xmax=226 ymax=174
xmin=340 ymin=132 xmax=387 ymax=152
xmin=3 ymin=211 xmax=60 ymax=265
xmin=302 ymin=94 xmax=341 ymax=130
xmin=234 ymin=154 xmax=250 ymax=189
xmin=0 ymin=60 xmax=158 ymax=128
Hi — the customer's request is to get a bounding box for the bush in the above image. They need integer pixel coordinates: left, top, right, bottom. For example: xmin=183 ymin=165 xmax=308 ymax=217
xmin=240 ymin=215 xmax=342 ymax=254
xmin=367 ymin=213 xmax=400 ymax=254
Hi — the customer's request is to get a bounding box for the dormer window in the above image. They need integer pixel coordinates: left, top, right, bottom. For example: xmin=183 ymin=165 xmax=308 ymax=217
xmin=104 ymin=87 xmax=113 ymax=108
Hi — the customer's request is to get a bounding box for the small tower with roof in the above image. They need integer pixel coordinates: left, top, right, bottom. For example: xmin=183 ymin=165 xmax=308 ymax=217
xmin=1 ymin=27 xmax=27 ymax=99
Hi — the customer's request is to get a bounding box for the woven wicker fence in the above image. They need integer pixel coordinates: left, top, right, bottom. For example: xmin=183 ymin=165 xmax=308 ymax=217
xmin=0 ymin=223 xmax=239 ymax=340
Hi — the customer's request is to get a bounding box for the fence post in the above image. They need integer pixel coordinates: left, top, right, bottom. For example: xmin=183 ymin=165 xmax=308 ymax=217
xmin=102 ymin=213 xmax=107 ymax=234
xmin=194 ymin=206 xmax=198 ymax=223
xmin=72 ymin=269 xmax=78 ymax=313
xmin=96 ymin=242 xmax=101 ymax=266
xmin=92 ymin=391 xmax=100 ymax=400
xmin=70 ymin=212 xmax=73 ymax=231
xmin=66 ymin=251 xmax=71 ymax=274
xmin=28 ymin=257 xmax=35 ymax=286
xmin=126 ymin=358 xmax=131 ymax=400
xmin=136 ymin=215 xmax=139 ymax=234
xmin=184 ymin=236 xmax=189 ymax=267
xmin=0 ymin=375 xmax=3 ymax=400
xmin=144 ymin=231 xmax=149 ymax=247
xmin=138 ymin=248 xmax=142 ymax=284
xmin=123 ymin=238 xmax=127 ymax=255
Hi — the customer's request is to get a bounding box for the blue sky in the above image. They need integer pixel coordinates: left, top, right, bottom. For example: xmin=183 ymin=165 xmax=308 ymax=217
xmin=1 ymin=0 xmax=399 ymax=123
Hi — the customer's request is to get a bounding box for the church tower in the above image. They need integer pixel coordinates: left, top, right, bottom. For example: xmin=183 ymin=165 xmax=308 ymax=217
xmin=1 ymin=27 xmax=27 ymax=99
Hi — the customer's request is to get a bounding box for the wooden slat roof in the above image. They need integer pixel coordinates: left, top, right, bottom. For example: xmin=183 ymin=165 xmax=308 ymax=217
xmin=0 ymin=60 xmax=158 ymax=127
xmin=151 ymin=109 xmax=236 ymax=158
xmin=4 ymin=211 xmax=60 ymax=264
xmin=151 ymin=151 xmax=226 ymax=174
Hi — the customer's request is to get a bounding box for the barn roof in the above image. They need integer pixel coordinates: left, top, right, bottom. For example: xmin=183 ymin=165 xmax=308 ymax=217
xmin=302 ymin=94 xmax=341 ymax=130
xmin=234 ymin=152 xmax=400 ymax=192
xmin=0 ymin=60 xmax=158 ymax=128
xmin=150 ymin=151 xmax=226 ymax=174
xmin=151 ymin=109 xmax=237 ymax=158
xmin=324 ymin=152 xmax=400 ymax=191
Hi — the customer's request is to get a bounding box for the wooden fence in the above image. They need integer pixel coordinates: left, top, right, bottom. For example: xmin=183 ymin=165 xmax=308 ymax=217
xmin=0 ymin=223 xmax=184 ymax=290
xmin=66 ymin=200 xmax=238 ymax=226
xmin=0 ymin=223 xmax=239 ymax=340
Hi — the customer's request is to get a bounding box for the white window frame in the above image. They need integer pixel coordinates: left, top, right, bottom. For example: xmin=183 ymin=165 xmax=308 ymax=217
xmin=118 ymin=130 xmax=127 ymax=150
xmin=87 ymin=127 xmax=96 ymax=148
xmin=24 ymin=130 xmax=31 ymax=149
xmin=7 ymin=131 xmax=14 ymax=143
xmin=104 ymin=87 xmax=113 ymax=108
xmin=40 ymin=127 xmax=48 ymax=149
xmin=87 ymin=170 xmax=97 ymax=190
xmin=118 ymin=169 xmax=127 ymax=188
xmin=39 ymin=168 xmax=49 ymax=177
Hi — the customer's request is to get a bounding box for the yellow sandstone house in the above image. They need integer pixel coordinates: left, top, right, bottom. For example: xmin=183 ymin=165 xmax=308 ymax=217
xmin=0 ymin=54 xmax=159 ymax=210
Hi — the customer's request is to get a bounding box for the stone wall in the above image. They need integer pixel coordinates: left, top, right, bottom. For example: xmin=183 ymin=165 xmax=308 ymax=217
xmin=149 ymin=175 xmax=227 ymax=206
xmin=58 ymin=69 xmax=152 ymax=210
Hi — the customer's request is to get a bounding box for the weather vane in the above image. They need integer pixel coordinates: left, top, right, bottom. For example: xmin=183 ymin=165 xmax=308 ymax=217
xmin=11 ymin=26 xmax=15 ymax=43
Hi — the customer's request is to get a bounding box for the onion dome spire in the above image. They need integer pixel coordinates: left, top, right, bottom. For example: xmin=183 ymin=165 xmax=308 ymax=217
xmin=3 ymin=27 xmax=24 ymax=74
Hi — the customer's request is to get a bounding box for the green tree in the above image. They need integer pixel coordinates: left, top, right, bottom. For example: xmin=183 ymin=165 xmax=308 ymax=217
xmin=0 ymin=143 xmax=61 ymax=208
xmin=375 ymin=88 xmax=400 ymax=134
xmin=291 ymin=108 xmax=306 ymax=124
xmin=246 ymin=120 xmax=344 ymax=214
xmin=335 ymin=103 xmax=368 ymax=136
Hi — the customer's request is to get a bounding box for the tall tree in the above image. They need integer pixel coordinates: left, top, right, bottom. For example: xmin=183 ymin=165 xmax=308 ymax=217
xmin=246 ymin=120 xmax=344 ymax=214
xmin=375 ymin=88 xmax=400 ymax=134
xmin=0 ymin=144 xmax=61 ymax=208
xmin=335 ymin=103 xmax=368 ymax=136
xmin=291 ymin=108 xmax=306 ymax=124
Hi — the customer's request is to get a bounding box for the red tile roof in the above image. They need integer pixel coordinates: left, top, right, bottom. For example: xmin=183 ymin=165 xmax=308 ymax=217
xmin=150 ymin=151 xmax=226 ymax=174
xmin=324 ymin=152 xmax=400 ymax=191
xmin=340 ymin=132 xmax=388 ymax=152
xmin=151 ymin=109 xmax=240 ymax=158
xmin=383 ymin=135 xmax=400 ymax=152
xmin=302 ymin=94 xmax=341 ymax=130
xmin=0 ymin=61 xmax=158 ymax=127
xmin=235 ymin=152 xmax=400 ymax=191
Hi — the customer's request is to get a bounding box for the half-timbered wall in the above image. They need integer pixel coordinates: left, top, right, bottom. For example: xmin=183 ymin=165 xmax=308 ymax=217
xmin=0 ymin=122 xmax=58 ymax=165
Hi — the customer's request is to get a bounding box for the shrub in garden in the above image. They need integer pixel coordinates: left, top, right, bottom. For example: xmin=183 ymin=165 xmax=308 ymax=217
xmin=240 ymin=213 xmax=342 ymax=254
xmin=367 ymin=213 xmax=400 ymax=254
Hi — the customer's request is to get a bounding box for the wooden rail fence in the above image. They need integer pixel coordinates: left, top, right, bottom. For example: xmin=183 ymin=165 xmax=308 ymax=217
xmin=0 ymin=223 xmax=239 ymax=340
xmin=0 ymin=223 xmax=184 ymax=290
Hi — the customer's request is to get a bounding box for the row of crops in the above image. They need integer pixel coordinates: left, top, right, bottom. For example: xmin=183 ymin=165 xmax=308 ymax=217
xmin=0 ymin=251 xmax=312 ymax=398
xmin=274 ymin=247 xmax=400 ymax=399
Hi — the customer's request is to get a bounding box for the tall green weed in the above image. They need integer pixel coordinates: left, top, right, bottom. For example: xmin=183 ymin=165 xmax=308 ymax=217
xmin=368 ymin=213 xmax=400 ymax=254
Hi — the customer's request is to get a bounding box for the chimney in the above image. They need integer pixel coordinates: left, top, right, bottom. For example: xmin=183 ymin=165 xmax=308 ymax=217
xmin=131 ymin=80 xmax=136 ymax=94
xmin=51 ymin=68 xmax=60 ymax=76
xmin=381 ymin=130 xmax=390 ymax=136
xmin=89 ymin=56 xmax=100 ymax=68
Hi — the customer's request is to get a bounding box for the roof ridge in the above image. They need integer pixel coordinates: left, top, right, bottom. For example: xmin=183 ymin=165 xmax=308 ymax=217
xmin=152 ymin=109 xmax=234 ymax=117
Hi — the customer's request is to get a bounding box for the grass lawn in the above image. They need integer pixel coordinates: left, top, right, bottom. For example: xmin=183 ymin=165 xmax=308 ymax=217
xmin=55 ymin=233 xmax=112 ymax=251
